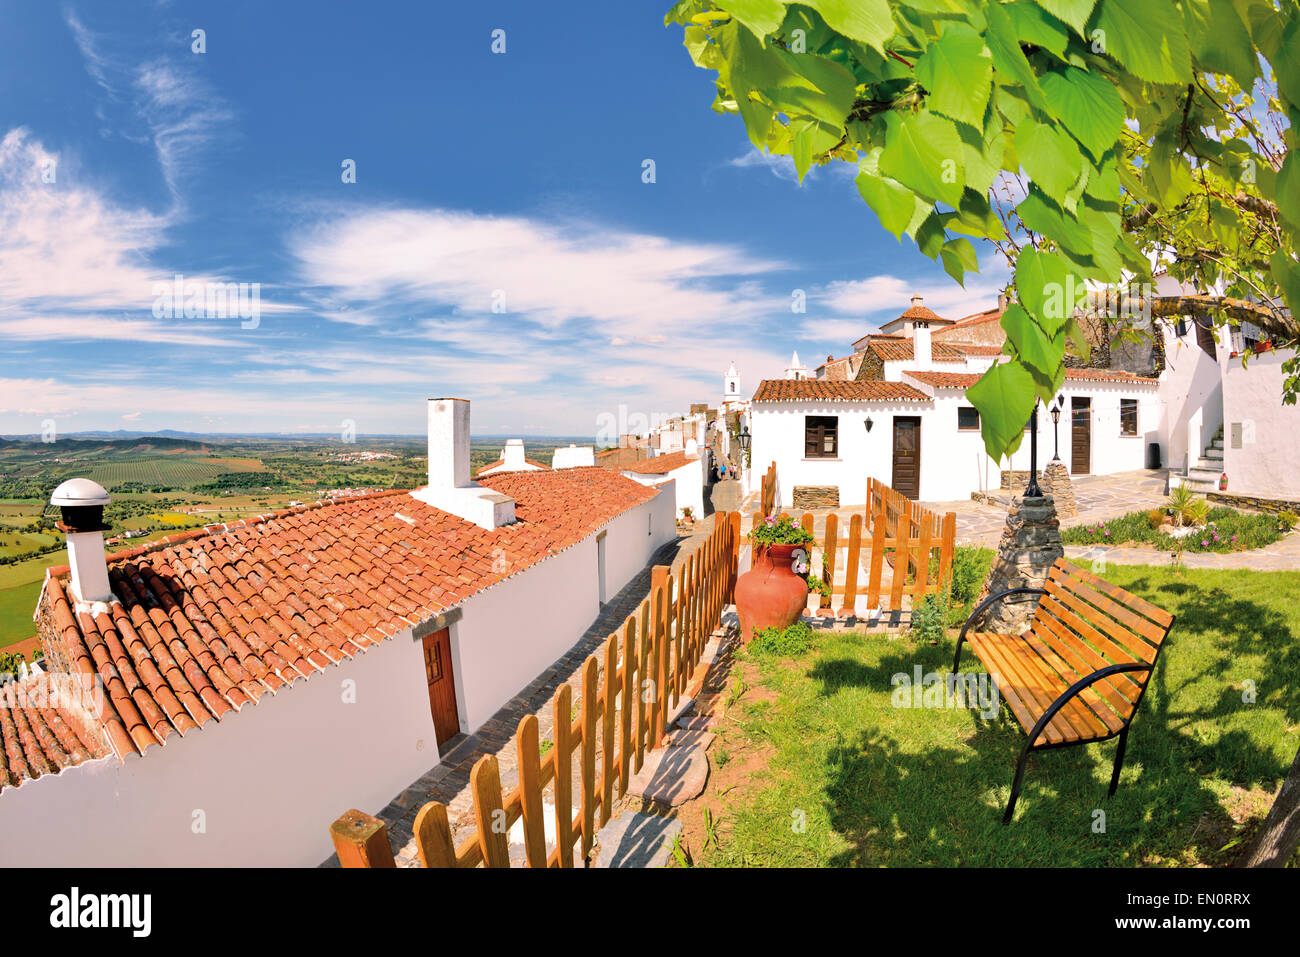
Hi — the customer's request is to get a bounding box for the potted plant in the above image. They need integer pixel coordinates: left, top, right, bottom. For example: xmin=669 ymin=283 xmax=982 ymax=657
xmin=735 ymin=514 xmax=813 ymax=641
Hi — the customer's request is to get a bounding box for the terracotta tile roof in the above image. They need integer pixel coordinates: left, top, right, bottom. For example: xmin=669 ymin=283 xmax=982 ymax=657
xmin=0 ymin=673 xmax=110 ymax=790
xmin=475 ymin=458 xmax=548 ymax=477
xmin=896 ymin=303 xmax=952 ymax=324
xmin=622 ymin=451 xmax=700 ymax=475
xmin=752 ymin=379 xmax=929 ymax=403
xmin=866 ymin=338 xmax=970 ymax=362
xmin=36 ymin=468 xmax=657 ymax=761
xmin=950 ymin=306 xmax=1005 ymax=327
xmin=952 ymin=343 xmax=1006 ymax=355
xmin=902 ymin=370 xmax=984 ymax=388
xmin=1064 ymin=367 xmax=1159 ymax=384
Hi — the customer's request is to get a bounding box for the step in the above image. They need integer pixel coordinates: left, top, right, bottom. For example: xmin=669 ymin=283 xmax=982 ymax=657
xmin=626 ymin=744 xmax=710 ymax=806
xmin=1202 ymin=448 xmax=1223 ymax=461
xmin=1188 ymin=466 xmax=1222 ymax=478
xmin=1208 ymin=440 xmax=1223 ymax=451
xmin=592 ymin=812 xmax=683 ymax=868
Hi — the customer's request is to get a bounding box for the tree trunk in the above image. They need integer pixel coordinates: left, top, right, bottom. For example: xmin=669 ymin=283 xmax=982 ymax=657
xmin=1241 ymin=743 xmax=1300 ymax=867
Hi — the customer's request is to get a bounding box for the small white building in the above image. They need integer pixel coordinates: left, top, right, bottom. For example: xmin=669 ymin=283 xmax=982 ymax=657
xmin=476 ymin=438 xmax=547 ymax=477
xmin=621 ymin=448 xmax=708 ymax=521
xmin=552 ymin=443 xmax=596 ymax=469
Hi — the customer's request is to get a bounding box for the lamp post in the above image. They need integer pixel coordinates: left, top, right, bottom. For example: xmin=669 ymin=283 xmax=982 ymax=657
xmin=1050 ymin=396 xmax=1063 ymax=461
xmin=738 ymin=425 xmax=750 ymax=452
xmin=1025 ymin=400 xmax=1043 ymax=498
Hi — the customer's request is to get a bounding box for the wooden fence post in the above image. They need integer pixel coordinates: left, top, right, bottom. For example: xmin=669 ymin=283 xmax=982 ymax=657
xmin=412 ymin=802 xmax=456 ymax=868
xmin=515 ymin=715 xmax=547 ymax=868
xmin=330 ymin=809 xmax=396 ymax=868
xmin=471 ymin=755 xmax=511 ymax=868
xmin=619 ymin=617 xmax=636 ymax=796
xmin=601 ymin=636 xmax=617 ymax=825
xmin=553 ymin=683 xmax=574 ymax=867
xmin=581 ymin=656 xmax=599 ymax=858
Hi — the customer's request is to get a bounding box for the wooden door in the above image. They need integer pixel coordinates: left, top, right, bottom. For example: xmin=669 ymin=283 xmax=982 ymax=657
xmin=421 ymin=628 xmax=460 ymax=747
xmin=891 ymin=417 xmax=921 ymax=499
xmin=1071 ymin=397 xmax=1091 ymax=475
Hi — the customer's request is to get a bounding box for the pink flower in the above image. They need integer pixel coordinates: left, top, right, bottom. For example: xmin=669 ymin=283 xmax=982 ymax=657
xmin=764 ymin=515 xmax=777 ymax=526
xmin=1201 ymin=539 xmax=1209 ymax=547
xmin=1232 ymin=535 xmax=1238 ymax=542
xmin=1104 ymin=529 xmax=1110 ymax=537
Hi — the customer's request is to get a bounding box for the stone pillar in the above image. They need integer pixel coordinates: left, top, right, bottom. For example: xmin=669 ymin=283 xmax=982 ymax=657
xmin=1041 ymin=460 xmax=1077 ymax=519
xmin=973 ymin=494 xmax=1064 ymax=633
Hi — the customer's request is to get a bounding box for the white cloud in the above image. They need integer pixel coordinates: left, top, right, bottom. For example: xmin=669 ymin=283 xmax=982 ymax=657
xmin=290 ymin=208 xmax=786 ymax=335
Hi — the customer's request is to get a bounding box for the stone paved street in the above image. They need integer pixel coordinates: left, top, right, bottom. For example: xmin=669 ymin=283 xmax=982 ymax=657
xmin=319 ymin=516 xmax=718 ymax=868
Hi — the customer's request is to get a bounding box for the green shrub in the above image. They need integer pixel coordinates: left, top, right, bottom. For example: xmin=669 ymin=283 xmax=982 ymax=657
xmin=910 ymin=587 xmax=952 ymax=645
xmin=1147 ymin=508 xmax=1166 ymax=529
xmin=949 ymin=547 xmax=988 ymax=606
xmin=1278 ymin=510 xmax=1298 ymax=532
xmin=749 ymin=621 xmax=814 ymax=657
xmin=805 ymin=574 xmax=831 ymax=601
xmin=1061 ymin=507 xmax=1280 ymax=554
xmin=749 ymin=514 xmax=814 ymax=548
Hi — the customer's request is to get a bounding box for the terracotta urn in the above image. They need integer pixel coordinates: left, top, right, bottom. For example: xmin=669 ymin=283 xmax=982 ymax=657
xmin=735 ymin=543 xmax=809 ymax=642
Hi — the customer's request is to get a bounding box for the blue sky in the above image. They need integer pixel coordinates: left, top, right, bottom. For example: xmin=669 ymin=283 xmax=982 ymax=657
xmin=0 ymin=0 xmax=1006 ymax=438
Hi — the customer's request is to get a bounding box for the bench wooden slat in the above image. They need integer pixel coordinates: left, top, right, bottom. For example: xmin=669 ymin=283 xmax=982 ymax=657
xmin=969 ymin=634 xmax=1082 ymax=744
xmin=1031 ymin=605 xmax=1145 ymax=704
xmin=1019 ymin=631 xmax=1130 ymax=732
xmin=1048 ymin=565 xmax=1167 ymax=647
xmin=1053 ymin=559 xmax=1175 ymax=629
xmin=1040 ymin=583 xmax=1154 ymax=665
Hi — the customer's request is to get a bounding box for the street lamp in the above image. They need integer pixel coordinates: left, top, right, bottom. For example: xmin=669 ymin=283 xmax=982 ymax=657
xmin=738 ymin=425 xmax=751 ymax=451
xmin=1025 ymin=400 xmax=1043 ymax=498
xmin=1050 ymin=396 xmax=1063 ymax=461
xmin=864 ymin=416 xmax=874 ymax=432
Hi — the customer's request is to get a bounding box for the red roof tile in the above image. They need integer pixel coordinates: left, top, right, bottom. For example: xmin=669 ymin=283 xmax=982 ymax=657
xmin=622 ymin=451 xmax=700 ymax=475
xmin=752 ymin=380 xmax=929 ymax=403
xmin=37 ymin=468 xmax=658 ymax=761
xmin=866 ymin=339 xmax=970 ymax=362
xmin=475 ymin=458 xmax=548 ymax=477
xmin=902 ymin=370 xmax=984 ymax=388
xmin=1063 ymin=367 xmax=1159 ymax=384
xmin=0 ymin=673 xmax=111 ymax=790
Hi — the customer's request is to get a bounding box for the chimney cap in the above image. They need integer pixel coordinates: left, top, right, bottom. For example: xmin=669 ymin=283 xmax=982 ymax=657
xmin=51 ymin=478 xmax=111 ymax=507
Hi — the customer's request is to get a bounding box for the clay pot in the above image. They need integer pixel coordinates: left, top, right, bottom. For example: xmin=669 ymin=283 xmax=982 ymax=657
xmin=735 ymin=543 xmax=809 ymax=642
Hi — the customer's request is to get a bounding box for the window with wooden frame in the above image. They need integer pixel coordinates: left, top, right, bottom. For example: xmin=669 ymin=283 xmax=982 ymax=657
xmin=1120 ymin=398 xmax=1138 ymax=436
xmin=957 ymin=406 xmax=980 ymax=431
xmin=804 ymin=415 xmax=838 ymax=458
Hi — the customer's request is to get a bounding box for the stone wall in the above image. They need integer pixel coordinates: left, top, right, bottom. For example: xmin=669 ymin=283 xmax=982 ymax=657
xmin=1206 ymin=491 xmax=1300 ymax=515
xmin=792 ymin=485 xmax=840 ymax=509
xmin=972 ymin=494 xmax=1064 ymax=633
xmin=999 ymin=463 xmax=1077 ymax=518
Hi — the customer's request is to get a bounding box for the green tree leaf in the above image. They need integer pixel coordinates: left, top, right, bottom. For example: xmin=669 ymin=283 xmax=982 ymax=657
xmin=967 ymin=360 xmax=1039 ymax=461
xmin=715 ymin=0 xmax=789 ymax=40
xmin=1014 ymin=117 xmax=1083 ymax=204
xmin=1001 ymin=303 xmax=1064 ymax=386
xmin=1182 ymin=0 xmax=1257 ymax=89
xmin=855 ymin=150 xmax=930 ymax=236
xmin=940 ymin=236 xmax=980 ymax=285
xmin=1017 ymin=185 xmax=1093 ymax=255
xmin=1039 ymin=67 xmax=1124 ymax=160
xmin=915 ymin=23 xmax=994 ymax=130
xmin=1034 ymin=0 xmax=1098 ymax=36
xmin=879 ymin=110 xmax=965 ymax=207
xmin=801 ymin=0 xmax=896 ymax=53
xmin=1090 ymin=0 xmax=1193 ymax=85
xmin=1015 ymin=248 xmax=1083 ymax=334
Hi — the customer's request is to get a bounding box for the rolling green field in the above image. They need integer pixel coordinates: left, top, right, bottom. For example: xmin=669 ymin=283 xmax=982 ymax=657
xmin=83 ymin=455 xmax=264 ymax=488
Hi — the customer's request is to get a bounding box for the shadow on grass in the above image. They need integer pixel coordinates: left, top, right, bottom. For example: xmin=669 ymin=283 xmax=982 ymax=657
xmin=803 ymin=612 xmax=1294 ymax=865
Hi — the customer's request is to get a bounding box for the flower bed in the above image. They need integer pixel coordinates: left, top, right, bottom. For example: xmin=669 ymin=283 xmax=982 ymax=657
xmin=1061 ymin=507 xmax=1285 ymax=553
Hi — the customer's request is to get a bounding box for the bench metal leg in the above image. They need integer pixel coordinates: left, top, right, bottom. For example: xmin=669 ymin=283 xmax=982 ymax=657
xmin=1002 ymin=745 xmax=1032 ymax=824
xmin=1108 ymin=727 xmax=1129 ymax=797
xmin=950 ymin=636 xmax=964 ymax=678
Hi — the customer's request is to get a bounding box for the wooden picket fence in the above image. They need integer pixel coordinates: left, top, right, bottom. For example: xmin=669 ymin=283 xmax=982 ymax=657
xmin=776 ymin=478 xmax=956 ymax=616
xmin=329 ymin=511 xmax=743 ymax=868
xmin=759 ymin=462 xmax=777 ymax=517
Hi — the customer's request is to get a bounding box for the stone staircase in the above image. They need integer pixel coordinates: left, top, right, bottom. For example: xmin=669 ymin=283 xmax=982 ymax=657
xmin=1183 ymin=424 xmax=1224 ymax=493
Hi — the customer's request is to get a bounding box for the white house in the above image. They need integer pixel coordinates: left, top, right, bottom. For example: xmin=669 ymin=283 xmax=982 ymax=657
xmin=552 ymin=443 xmax=596 ymax=469
xmin=0 ymin=398 xmax=676 ymax=866
xmin=621 ymin=448 xmax=707 ymax=521
xmin=756 ymin=294 xmax=1161 ymax=507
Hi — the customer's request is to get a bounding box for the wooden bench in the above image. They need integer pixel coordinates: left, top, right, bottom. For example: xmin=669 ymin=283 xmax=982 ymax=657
xmin=952 ymin=558 xmax=1176 ymax=823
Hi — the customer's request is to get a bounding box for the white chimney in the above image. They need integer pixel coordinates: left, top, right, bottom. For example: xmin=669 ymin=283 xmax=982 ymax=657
xmin=50 ymin=479 xmax=114 ymax=604
xmin=911 ymin=293 xmax=924 ymax=309
xmin=502 ymin=438 xmax=527 ymax=470
xmin=411 ymin=398 xmax=515 ymax=530
xmin=914 ymin=321 xmax=932 ymax=368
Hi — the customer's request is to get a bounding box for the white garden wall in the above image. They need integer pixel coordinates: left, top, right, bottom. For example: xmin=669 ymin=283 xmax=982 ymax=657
xmin=1221 ymin=347 xmax=1300 ymax=500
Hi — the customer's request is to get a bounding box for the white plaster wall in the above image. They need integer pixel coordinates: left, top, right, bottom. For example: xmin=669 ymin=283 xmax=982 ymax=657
xmin=0 ymin=628 xmax=438 ymax=867
xmin=1158 ymin=322 xmax=1223 ymax=470
xmin=451 ymin=490 xmax=674 ymax=731
xmin=1221 ymin=348 xmax=1300 ymax=499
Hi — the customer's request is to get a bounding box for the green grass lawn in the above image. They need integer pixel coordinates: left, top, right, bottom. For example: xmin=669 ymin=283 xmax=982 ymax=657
xmin=703 ymin=565 xmax=1300 ymax=867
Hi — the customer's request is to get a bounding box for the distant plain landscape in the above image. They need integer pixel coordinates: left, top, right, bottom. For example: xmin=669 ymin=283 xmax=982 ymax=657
xmin=0 ymin=433 xmax=588 ymax=650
